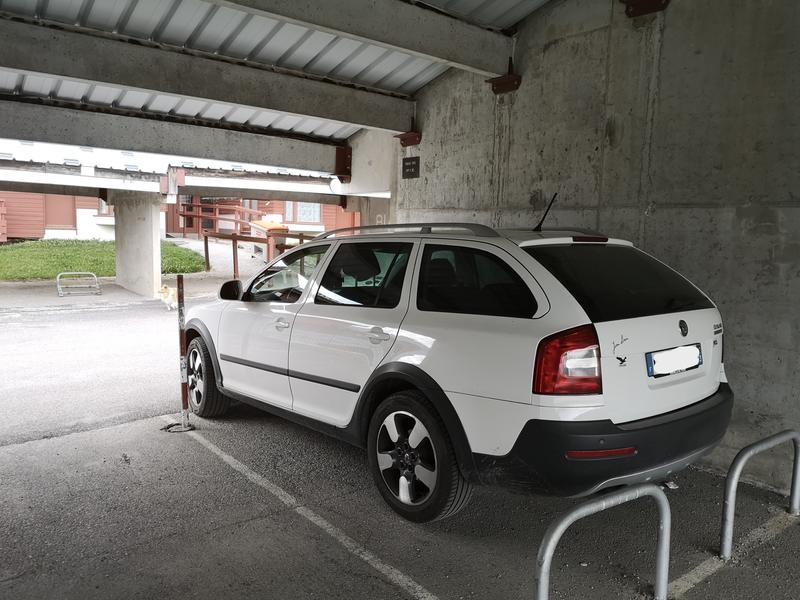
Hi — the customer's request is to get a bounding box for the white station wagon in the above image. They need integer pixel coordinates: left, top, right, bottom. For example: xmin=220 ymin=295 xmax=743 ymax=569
xmin=185 ymin=223 xmax=733 ymax=522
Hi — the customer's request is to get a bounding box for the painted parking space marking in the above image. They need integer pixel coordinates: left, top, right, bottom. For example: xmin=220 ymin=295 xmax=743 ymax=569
xmin=669 ymin=511 xmax=798 ymax=598
xmin=162 ymin=416 xmax=438 ymax=600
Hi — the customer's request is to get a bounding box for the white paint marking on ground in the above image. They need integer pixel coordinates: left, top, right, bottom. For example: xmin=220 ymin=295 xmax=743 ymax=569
xmin=669 ymin=511 xmax=798 ymax=598
xmin=161 ymin=416 xmax=438 ymax=600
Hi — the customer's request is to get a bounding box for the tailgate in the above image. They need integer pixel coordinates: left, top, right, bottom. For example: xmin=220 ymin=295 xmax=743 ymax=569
xmin=595 ymin=308 xmax=723 ymax=423
xmin=523 ymin=242 xmax=724 ymax=423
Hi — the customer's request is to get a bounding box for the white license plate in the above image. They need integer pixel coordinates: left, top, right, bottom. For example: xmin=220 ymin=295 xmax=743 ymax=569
xmin=646 ymin=344 xmax=702 ymax=378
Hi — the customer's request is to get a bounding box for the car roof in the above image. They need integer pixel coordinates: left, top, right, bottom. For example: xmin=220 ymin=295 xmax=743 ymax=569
xmin=314 ymin=223 xmax=632 ymax=246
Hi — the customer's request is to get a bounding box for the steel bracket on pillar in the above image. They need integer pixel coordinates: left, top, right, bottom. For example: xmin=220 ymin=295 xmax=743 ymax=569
xmin=485 ymin=58 xmax=521 ymax=95
xmin=394 ymin=131 xmax=422 ymax=147
xmin=335 ymin=146 xmax=353 ymax=184
xmin=619 ymin=0 xmax=670 ymax=18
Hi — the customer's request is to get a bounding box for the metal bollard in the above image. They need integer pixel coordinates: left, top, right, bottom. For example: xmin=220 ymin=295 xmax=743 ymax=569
xmin=535 ymin=483 xmax=671 ymax=600
xmin=164 ymin=274 xmax=195 ymax=433
xmin=720 ymin=430 xmax=800 ymax=560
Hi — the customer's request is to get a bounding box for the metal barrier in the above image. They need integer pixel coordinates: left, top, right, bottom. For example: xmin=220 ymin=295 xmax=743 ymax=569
xmin=162 ymin=274 xmax=194 ymax=434
xmin=535 ymin=483 xmax=671 ymax=600
xmin=720 ymin=430 xmax=800 ymax=560
xmin=56 ymin=271 xmax=101 ymax=296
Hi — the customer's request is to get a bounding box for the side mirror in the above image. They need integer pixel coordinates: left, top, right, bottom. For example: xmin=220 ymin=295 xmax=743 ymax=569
xmin=219 ymin=279 xmax=243 ymax=301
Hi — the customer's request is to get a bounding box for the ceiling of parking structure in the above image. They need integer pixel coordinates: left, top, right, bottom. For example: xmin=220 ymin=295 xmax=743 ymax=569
xmin=0 ymin=1 xmax=549 ymax=138
xmin=0 ymin=67 xmax=363 ymax=141
xmin=421 ymin=0 xmax=550 ymax=31
xmin=0 ymin=0 xmax=552 ymax=92
xmin=0 ymin=0 xmax=455 ymax=95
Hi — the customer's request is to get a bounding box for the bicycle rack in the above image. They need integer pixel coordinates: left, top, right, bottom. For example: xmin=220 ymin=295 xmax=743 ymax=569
xmin=720 ymin=430 xmax=800 ymax=560
xmin=56 ymin=272 xmax=102 ymax=296
xmin=534 ymin=483 xmax=671 ymax=600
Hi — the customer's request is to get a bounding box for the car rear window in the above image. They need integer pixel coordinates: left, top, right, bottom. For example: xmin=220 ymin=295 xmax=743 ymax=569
xmin=523 ymin=244 xmax=713 ymax=323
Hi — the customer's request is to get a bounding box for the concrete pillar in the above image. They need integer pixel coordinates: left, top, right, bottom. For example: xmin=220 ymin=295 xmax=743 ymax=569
xmin=108 ymin=191 xmax=162 ymax=298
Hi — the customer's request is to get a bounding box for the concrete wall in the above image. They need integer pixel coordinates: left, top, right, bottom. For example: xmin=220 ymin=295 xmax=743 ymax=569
xmin=339 ymin=129 xmax=396 ymax=197
xmin=396 ymin=0 xmax=800 ymax=489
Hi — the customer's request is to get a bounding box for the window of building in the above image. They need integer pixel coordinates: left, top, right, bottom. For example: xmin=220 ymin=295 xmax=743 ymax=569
xmin=316 ymin=242 xmax=412 ymax=309
xmin=417 ymin=245 xmax=537 ymax=318
xmin=285 ymin=201 xmax=321 ymax=223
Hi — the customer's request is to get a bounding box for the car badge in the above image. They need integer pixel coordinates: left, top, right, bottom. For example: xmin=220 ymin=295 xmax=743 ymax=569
xmin=679 ymin=320 xmax=689 ymax=337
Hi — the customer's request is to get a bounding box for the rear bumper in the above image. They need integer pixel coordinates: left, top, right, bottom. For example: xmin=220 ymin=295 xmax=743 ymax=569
xmin=473 ymin=383 xmax=733 ymax=497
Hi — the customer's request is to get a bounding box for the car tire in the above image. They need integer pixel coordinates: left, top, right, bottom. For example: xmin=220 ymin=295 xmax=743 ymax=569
xmin=367 ymin=390 xmax=472 ymax=522
xmin=186 ymin=337 xmax=230 ymax=418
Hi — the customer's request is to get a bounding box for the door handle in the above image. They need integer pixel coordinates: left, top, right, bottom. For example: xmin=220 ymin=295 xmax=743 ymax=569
xmin=368 ymin=326 xmax=391 ymax=343
xmin=275 ymin=318 xmax=290 ymax=330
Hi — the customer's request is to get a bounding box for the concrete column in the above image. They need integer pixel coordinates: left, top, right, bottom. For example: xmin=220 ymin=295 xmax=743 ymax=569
xmin=108 ymin=191 xmax=162 ymax=298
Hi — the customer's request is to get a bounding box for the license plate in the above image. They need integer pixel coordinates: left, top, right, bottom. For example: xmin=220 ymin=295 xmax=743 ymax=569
xmin=646 ymin=344 xmax=703 ymax=378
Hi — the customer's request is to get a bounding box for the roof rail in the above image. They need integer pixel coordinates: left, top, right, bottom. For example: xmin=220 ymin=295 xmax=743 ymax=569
xmin=314 ymin=222 xmax=499 ymax=239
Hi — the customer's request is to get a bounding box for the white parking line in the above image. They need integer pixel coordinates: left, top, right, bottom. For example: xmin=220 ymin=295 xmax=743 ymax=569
xmin=669 ymin=511 xmax=798 ymax=598
xmin=162 ymin=416 xmax=438 ymax=600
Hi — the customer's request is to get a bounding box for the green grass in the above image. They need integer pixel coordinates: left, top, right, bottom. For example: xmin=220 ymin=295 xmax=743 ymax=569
xmin=0 ymin=239 xmax=205 ymax=281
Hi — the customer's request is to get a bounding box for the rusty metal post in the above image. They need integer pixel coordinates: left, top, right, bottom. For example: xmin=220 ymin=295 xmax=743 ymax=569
xmin=164 ymin=274 xmax=195 ymax=433
xmin=203 ymin=233 xmax=210 ymax=272
xmin=232 ymin=234 xmax=239 ymax=279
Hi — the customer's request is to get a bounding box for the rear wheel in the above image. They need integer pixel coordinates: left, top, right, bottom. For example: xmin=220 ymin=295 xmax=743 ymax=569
xmin=186 ymin=337 xmax=230 ymax=418
xmin=367 ymin=390 xmax=472 ymax=522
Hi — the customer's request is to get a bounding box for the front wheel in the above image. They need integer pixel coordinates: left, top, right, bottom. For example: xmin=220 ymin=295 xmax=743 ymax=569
xmin=367 ymin=390 xmax=472 ymax=522
xmin=186 ymin=337 xmax=230 ymax=418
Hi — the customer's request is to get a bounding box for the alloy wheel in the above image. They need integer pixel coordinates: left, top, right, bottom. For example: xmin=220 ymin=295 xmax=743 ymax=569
xmin=376 ymin=410 xmax=438 ymax=505
xmin=187 ymin=347 xmax=204 ymax=408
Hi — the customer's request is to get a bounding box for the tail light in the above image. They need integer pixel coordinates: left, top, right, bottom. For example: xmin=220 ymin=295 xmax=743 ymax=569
xmin=534 ymin=325 xmax=602 ymax=395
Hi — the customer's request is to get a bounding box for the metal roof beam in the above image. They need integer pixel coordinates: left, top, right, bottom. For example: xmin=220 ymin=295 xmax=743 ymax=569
xmin=215 ymin=0 xmax=514 ymax=76
xmin=177 ymin=186 xmax=344 ymax=204
xmin=0 ymin=101 xmax=338 ymax=173
xmin=0 ymin=19 xmax=414 ymax=133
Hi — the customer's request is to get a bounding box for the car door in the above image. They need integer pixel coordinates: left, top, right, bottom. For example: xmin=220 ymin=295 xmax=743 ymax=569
xmin=288 ymin=239 xmax=417 ymax=426
xmin=394 ymin=239 xmax=551 ymax=405
xmin=216 ymin=243 xmax=331 ymax=408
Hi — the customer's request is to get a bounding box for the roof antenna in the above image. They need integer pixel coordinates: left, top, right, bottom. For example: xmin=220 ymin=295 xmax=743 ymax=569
xmin=533 ymin=192 xmax=558 ymax=232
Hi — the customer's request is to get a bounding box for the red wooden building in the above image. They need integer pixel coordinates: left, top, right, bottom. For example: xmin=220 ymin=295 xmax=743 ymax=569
xmin=0 ymin=193 xmax=357 ymax=244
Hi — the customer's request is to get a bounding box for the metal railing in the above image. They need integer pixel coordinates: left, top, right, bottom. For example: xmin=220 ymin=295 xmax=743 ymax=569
xmin=56 ymin=271 xmax=101 ymax=296
xmin=201 ymin=229 xmax=308 ymax=279
xmin=720 ymin=430 xmax=800 ymax=560
xmin=535 ymin=483 xmax=672 ymax=600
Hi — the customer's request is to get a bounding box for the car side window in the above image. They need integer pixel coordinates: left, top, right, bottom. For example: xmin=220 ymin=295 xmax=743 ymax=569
xmin=417 ymin=244 xmax=537 ymax=318
xmin=316 ymin=242 xmax=413 ymax=308
xmin=247 ymin=244 xmax=330 ymax=303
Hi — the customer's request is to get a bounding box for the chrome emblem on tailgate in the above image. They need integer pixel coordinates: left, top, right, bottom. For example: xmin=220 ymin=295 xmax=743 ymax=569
xmin=679 ymin=320 xmax=689 ymax=337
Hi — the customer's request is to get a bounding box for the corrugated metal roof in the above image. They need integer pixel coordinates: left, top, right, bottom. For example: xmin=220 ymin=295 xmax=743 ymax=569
xmin=420 ymin=0 xmax=550 ymax=30
xmin=0 ymin=0 xmax=457 ymax=95
xmin=0 ymin=0 xmax=548 ymax=140
xmin=0 ymin=66 xmax=364 ymax=140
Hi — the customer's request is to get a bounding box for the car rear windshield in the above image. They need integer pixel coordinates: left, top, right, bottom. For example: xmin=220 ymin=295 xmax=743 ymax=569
xmin=523 ymin=244 xmax=713 ymax=323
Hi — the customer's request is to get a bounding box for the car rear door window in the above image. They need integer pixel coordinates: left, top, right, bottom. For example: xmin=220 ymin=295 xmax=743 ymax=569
xmin=523 ymin=244 xmax=713 ymax=322
xmin=247 ymin=244 xmax=330 ymax=303
xmin=316 ymin=242 xmax=413 ymax=308
xmin=417 ymin=245 xmax=537 ymax=318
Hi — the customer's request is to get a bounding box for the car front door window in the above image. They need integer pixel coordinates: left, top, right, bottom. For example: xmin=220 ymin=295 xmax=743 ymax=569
xmin=248 ymin=245 xmax=329 ymax=303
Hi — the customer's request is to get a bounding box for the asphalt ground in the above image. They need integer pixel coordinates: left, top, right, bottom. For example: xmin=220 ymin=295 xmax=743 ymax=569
xmin=1 ymin=300 xmax=799 ymax=599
